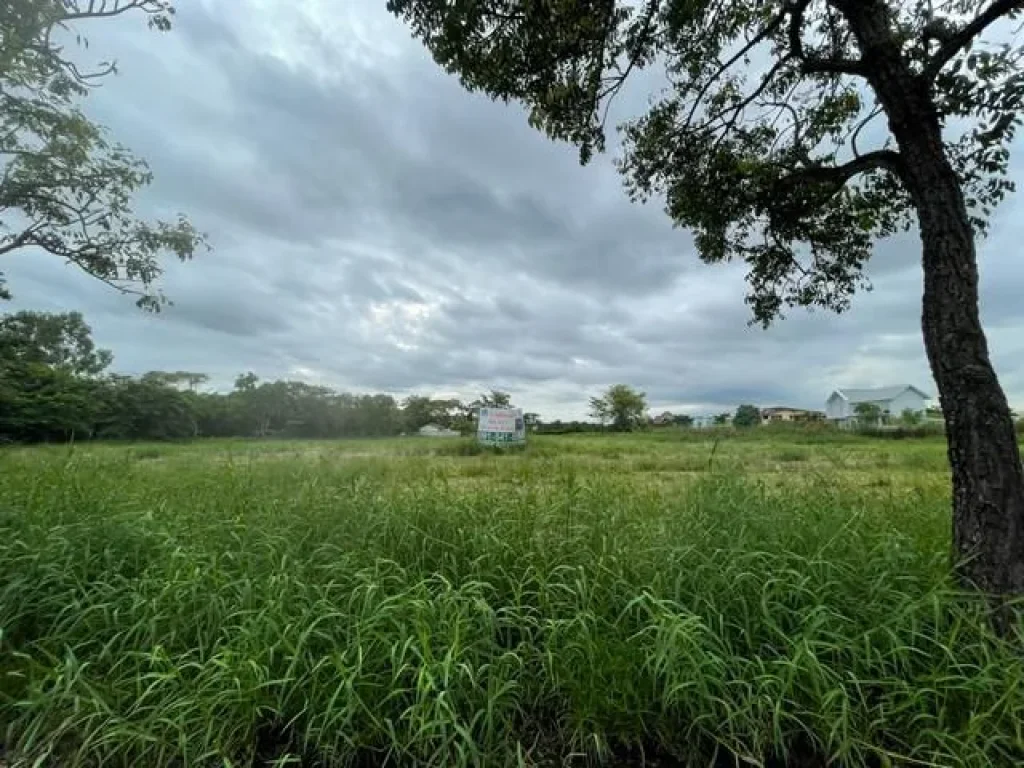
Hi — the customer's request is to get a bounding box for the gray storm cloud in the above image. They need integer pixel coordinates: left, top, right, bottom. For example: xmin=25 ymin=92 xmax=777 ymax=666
xmin=5 ymin=0 xmax=1023 ymax=419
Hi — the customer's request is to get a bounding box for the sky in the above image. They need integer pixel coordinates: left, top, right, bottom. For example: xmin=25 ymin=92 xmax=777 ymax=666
xmin=5 ymin=0 xmax=1024 ymax=420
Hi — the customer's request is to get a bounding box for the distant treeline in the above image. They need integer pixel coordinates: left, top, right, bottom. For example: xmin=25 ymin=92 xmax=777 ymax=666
xmin=0 ymin=311 xmax=518 ymax=442
xmin=532 ymin=421 xmax=609 ymax=435
xmin=1 ymin=362 xmax=442 ymax=443
xmin=4 ymin=311 xmax=1022 ymax=443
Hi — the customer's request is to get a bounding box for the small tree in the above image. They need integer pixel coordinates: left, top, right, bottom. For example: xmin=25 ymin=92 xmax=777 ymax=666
xmin=713 ymin=412 xmax=731 ymax=426
xmin=733 ymin=404 xmax=761 ymax=428
xmin=900 ymin=408 xmax=923 ymax=426
xmin=590 ymin=384 xmax=647 ymax=431
xmin=674 ymin=414 xmax=694 ymax=428
xmin=854 ymin=402 xmax=883 ymax=425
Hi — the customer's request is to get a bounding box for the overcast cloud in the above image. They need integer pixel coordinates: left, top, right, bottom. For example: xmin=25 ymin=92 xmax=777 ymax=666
xmin=5 ymin=0 xmax=1024 ymax=419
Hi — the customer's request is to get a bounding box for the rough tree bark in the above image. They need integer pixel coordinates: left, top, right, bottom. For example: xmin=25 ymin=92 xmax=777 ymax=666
xmin=847 ymin=3 xmax=1024 ymax=609
xmin=910 ymin=133 xmax=1024 ymax=603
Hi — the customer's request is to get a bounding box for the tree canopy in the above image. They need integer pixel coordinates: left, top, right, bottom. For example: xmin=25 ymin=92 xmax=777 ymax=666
xmin=854 ymin=401 xmax=883 ymax=424
xmin=900 ymin=407 xmax=923 ymax=426
xmin=388 ymin=0 xmax=1021 ymax=322
xmin=733 ymin=404 xmax=761 ymax=428
xmin=0 ymin=309 xmax=111 ymax=375
xmin=0 ymin=1 xmax=204 ymax=308
xmin=0 ymin=312 xmax=418 ymax=441
xmin=589 ymin=384 xmax=648 ymax=431
xmin=472 ymin=389 xmax=512 ymax=409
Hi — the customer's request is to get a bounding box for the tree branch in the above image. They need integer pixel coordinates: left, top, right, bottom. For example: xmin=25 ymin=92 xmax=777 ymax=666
xmin=925 ymin=0 xmax=1024 ymax=79
xmin=768 ymin=150 xmax=904 ymax=224
xmin=788 ymin=149 xmax=904 ymax=187
xmin=684 ymin=8 xmax=789 ymax=127
xmin=850 ymin=104 xmax=884 ymax=158
xmin=764 ymin=95 xmax=807 ymax=154
xmin=705 ymin=56 xmax=794 ymax=149
xmin=57 ymin=1 xmax=170 ymax=23
xmin=0 ymin=232 xmax=33 ymax=258
xmin=598 ymin=0 xmax=660 ymax=129
xmin=787 ymin=0 xmax=867 ymax=76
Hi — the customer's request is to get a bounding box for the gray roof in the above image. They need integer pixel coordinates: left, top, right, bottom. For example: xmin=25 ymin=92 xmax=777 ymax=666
xmin=831 ymin=385 xmax=930 ymax=403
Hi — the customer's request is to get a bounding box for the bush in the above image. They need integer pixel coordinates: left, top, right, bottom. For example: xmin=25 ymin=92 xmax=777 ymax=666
xmin=857 ymin=423 xmax=946 ymax=439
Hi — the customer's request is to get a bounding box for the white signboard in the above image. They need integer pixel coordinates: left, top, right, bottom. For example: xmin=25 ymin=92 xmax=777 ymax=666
xmin=477 ymin=407 xmax=526 ymax=446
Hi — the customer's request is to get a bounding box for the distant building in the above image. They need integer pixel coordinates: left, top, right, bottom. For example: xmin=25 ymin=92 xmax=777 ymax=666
xmin=651 ymin=411 xmax=676 ymax=426
xmin=825 ymin=386 xmax=930 ymax=426
xmin=418 ymin=424 xmax=460 ymax=437
xmin=760 ymin=406 xmax=824 ymax=424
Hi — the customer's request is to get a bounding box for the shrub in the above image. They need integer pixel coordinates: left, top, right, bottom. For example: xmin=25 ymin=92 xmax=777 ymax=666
xmin=858 ymin=423 xmax=946 ymax=439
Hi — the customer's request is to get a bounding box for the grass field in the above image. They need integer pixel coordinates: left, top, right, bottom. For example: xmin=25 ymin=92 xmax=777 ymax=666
xmin=1 ymin=431 xmax=1023 ymax=767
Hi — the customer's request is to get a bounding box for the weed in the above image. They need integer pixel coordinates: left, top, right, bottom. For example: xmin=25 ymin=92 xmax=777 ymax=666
xmin=132 ymin=446 xmax=165 ymax=461
xmin=0 ymin=436 xmax=1020 ymax=767
xmin=774 ymin=449 xmax=809 ymax=463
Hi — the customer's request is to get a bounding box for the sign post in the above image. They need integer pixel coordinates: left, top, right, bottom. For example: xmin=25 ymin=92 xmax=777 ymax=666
xmin=477 ymin=407 xmax=526 ymax=447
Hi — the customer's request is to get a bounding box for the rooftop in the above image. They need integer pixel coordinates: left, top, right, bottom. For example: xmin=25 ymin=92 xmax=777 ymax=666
xmin=833 ymin=386 xmax=929 ymax=403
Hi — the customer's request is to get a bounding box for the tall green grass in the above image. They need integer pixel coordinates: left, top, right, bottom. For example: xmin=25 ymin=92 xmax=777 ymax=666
xmin=0 ymin=441 xmax=1021 ymax=767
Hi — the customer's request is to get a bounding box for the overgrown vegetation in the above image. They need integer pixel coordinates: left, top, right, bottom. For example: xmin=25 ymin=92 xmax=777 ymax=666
xmin=2 ymin=435 xmax=1022 ymax=767
xmin=0 ymin=311 xmax=490 ymax=441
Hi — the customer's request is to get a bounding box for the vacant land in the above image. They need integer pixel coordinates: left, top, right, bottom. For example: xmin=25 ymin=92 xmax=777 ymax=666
xmin=1 ymin=431 xmax=1022 ymax=767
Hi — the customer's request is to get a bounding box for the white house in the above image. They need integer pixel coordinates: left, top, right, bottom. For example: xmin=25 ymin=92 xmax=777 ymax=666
xmin=825 ymin=386 xmax=930 ymax=425
xmin=418 ymin=424 xmax=460 ymax=437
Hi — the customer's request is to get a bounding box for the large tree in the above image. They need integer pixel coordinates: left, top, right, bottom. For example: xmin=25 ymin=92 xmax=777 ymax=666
xmin=0 ymin=0 xmax=204 ymax=309
xmin=389 ymin=0 xmax=1024 ymax=601
xmin=401 ymin=395 xmax=468 ymax=432
xmin=590 ymin=383 xmax=647 ymax=431
xmin=0 ymin=310 xmax=111 ymax=375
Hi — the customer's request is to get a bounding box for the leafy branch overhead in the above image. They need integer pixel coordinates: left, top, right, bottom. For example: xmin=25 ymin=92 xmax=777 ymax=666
xmin=389 ymin=0 xmax=1024 ymax=324
xmin=0 ymin=0 xmax=205 ymax=309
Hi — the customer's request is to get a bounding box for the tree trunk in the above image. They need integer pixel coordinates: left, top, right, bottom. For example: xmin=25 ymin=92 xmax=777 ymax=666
xmin=913 ymin=149 xmax=1024 ymax=602
xmin=848 ymin=5 xmax=1024 ymax=609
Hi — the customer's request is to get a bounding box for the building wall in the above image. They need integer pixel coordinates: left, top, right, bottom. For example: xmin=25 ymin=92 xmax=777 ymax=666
xmin=827 ymin=389 xmax=926 ymax=423
xmin=825 ymin=394 xmax=849 ymax=420
xmin=887 ymin=389 xmax=926 ymax=416
xmin=762 ymin=409 xmax=809 ymax=423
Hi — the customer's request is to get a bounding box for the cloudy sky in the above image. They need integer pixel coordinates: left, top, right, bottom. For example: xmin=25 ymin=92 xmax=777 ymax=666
xmin=6 ymin=0 xmax=1024 ymax=419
